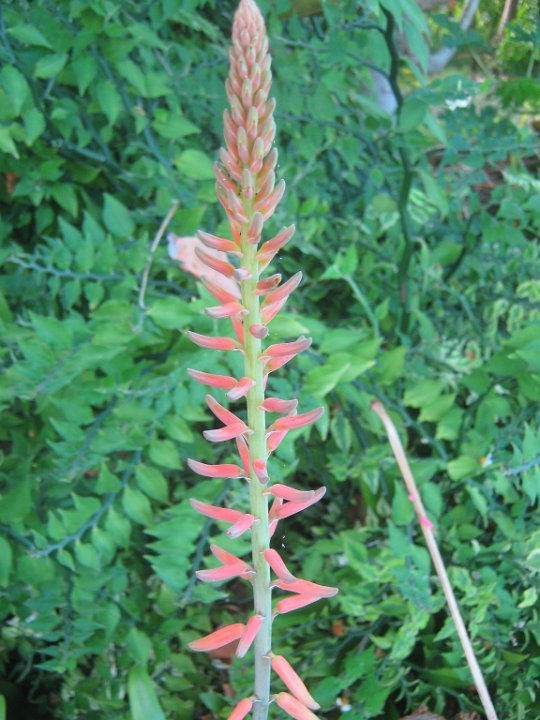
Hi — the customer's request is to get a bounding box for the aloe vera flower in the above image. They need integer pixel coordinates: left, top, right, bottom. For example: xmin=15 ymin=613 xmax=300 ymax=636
xmin=186 ymin=1 xmax=337 ymax=718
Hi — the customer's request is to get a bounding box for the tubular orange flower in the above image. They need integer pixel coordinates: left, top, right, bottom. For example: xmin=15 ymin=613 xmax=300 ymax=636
xmin=186 ymin=1 xmax=335 ymax=718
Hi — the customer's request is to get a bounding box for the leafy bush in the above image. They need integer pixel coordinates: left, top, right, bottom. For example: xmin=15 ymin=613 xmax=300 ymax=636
xmin=0 ymin=0 xmax=539 ymax=718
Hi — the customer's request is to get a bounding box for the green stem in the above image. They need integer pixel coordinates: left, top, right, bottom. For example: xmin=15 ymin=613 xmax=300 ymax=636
xmin=381 ymin=8 xmax=415 ymax=335
xmin=241 ymin=229 xmax=272 ymax=718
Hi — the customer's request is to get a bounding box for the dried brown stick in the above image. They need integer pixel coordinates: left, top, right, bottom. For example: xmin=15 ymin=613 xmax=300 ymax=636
xmin=138 ymin=201 xmax=180 ymax=309
xmin=371 ymin=400 xmax=499 ymax=720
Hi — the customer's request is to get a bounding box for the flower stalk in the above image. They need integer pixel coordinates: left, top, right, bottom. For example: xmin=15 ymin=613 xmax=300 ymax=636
xmin=371 ymin=400 xmax=499 ymax=720
xmin=186 ymin=2 xmax=336 ymax=718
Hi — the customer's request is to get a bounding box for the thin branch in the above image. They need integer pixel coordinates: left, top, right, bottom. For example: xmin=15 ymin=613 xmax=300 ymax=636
xmin=494 ymin=0 xmax=517 ymax=44
xmin=503 ymin=454 xmax=540 ymax=477
xmin=138 ymin=202 xmax=180 ymax=310
xmin=371 ymin=401 xmax=499 ymax=720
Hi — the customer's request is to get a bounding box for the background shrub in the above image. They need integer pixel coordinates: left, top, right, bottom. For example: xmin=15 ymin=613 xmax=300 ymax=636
xmin=0 ymin=0 xmax=539 ymax=718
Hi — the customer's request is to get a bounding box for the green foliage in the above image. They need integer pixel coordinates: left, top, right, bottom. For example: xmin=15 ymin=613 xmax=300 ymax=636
xmin=0 ymin=0 xmax=539 ymax=719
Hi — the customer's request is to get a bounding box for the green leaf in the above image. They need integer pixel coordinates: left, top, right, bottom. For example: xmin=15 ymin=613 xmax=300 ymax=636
xmin=9 ymin=24 xmax=52 ymax=48
xmin=0 ymin=480 xmax=31 ymax=522
xmin=304 ymin=355 xmax=351 ymax=397
xmin=175 ymin=149 xmax=214 ymax=180
xmin=0 ymin=127 xmax=19 ymax=158
xmin=399 ymin=98 xmax=428 ymax=132
xmin=117 ymin=60 xmax=147 ymax=96
xmin=447 ymin=456 xmax=479 ymax=480
xmin=0 ymin=66 xmax=30 ymax=116
xmin=148 ymin=298 xmax=196 ymax=329
xmin=72 ymin=56 xmax=98 ymax=95
xmin=74 ymin=541 xmax=100 ymax=570
xmin=105 ymin=509 xmax=132 ymax=548
xmin=103 ymin=194 xmax=134 ymax=237
xmin=466 ymin=485 xmax=488 ymax=524
xmin=96 ymin=81 xmax=123 ymax=126
xmin=122 ymin=487 xmax=153 ymax=525
xmin=149 ymin=440 xmax=180 ymax=470
xmin=0 ymin=536 xmax=13 ymax=587
xmin=518 ymin=587 xmax=537 ymax=609
xmin=22 ymin=107 xmax=46 ymax=144
xmin=127 ymin=627 xmax=153 ymax=666
xmin=392 ymin=483 xmax=415 ymax=526
xmin=136 ymin=465 xmax=168 ymax=503
xmin=128 ymin=667 xmax=166 ymax=720
xmin=34 ymin=53 xmax=68 ymax=80
xmin=0 ymin=694 xmax=5 ymax=720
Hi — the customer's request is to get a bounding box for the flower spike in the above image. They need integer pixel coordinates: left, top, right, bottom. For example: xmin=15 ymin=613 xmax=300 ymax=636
xmin=186 ymin=1 xmax=335 ymax=716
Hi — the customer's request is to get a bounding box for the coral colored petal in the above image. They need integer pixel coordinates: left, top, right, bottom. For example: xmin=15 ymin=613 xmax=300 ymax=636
xmin=253 ymin=458 xmax=269 ymax=483
xmin=272 ymin=407 xmax=324 ymax=431
xmin=249 ymin=323 xmax=269 ymax=339
xmin=276 ymin=578 xmax=338 ymax=598
xmin=260 ymin=397 xmax=298 ymax=414
xmin=196 ymin=561 xmax=248 ymax=583
xmin=263 ymin=336 xmax=311 ymax=359
xmin=235 ymin=614 xmax=263 ymax=658
xmin=198 ymin=230 xmax=240 ymax=254
xmin=231 ymin=314 xmax=245 ymax=344
xmin=264 ymin=353 xmax=296 ymax=374
xmin=263 ymin=271 xmax=302 ymax=306
xmin=210 ymin=543 xmax=243 ymax=565
xmin=263 ymin=549 xmax=295 ymax=582
xmin=206 ymin=394 xmax=243 ymax=426
xmin=227 ymin=698 xmax=253 ymax=720
xmin=188 ymin=623 xmax=245 ymax=652
xmin=267 ymin=484 xmax=315 ymax=502
xmin=275 ymin=594 xmax=322 ymax=615
xmin=195 ymin=247 xmax=235 ymax=278
xmin=276 ymin=487 xmax=326 ymax=519
xmin=256 ymin=273 xmax=281 ymax=294
xmin=205 ymin=301 xmax=245 ymax=319
xmin=272 ymin=656 xmax=320 ymax=711
xmin=269 ymin=518 xmax=279 ymax=538
xmin=187 ymin=458 xmax=243 ymax=478
xmin=227 ymin=513 xmax=256 ymax=538
xmin=187 ymin=368 xmax=237 ymax=390
xmin=201 ymin=274 xmax=241 ymax=303
xmin=203 ymin=422 xmax=248 ymax=443
xmin=268 ymin=496 xmax=283 ymax=520
xmin=257 ymin=226 xmax=295 ymax=264
xmin=189 ymin=499 xmax=243 ymax=524
xmin=227 ymin=376 xmax=255 ymax=400
xmin=236 ymin=435 xmax=251 ymax=475
xmin=267 ymin=429 xmax=288 ymax=452
xmin=276 ymin=692 xmax=320 ymax=720
xmin=261 ymin=297 xmax=288 ymax=325
xmin=187 ymin=331 xmax=240 ymax=351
